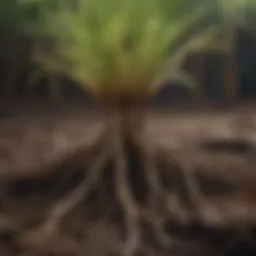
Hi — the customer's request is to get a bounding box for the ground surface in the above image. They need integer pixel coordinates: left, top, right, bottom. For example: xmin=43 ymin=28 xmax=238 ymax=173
xmin=1 ymin=101 xmax=256 ymax=255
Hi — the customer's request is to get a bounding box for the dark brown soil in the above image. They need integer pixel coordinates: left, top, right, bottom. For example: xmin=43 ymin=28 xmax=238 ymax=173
xmin=1 ymin=103 xmax=256 ymax=255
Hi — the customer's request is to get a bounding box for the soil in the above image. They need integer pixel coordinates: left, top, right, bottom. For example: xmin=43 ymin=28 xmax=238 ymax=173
xmin=1 ymin=101 xmax=256 ymax=255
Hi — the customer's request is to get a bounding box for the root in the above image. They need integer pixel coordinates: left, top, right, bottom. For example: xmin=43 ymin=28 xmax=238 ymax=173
xmin=113 ymin=118 xmax=141 ymax=256
xmin=133 ymin=131 xmax=205 ymax=221
xmin=178 ymin=162 xmax=205 ymax=219
xmin=131 ymin=131 xmax=161 ymax=207
xmin=127 ymin=111 xmax=161 ymax=205
xmin=16 ymin=109 xmax=211 ymax=253
xmin=19 ymin=147 xmax=110 ymax=246
xmin=139 ymin=207 xmax=170 ymax=247
xmin=154 ymin=142 xmax=205 ymax=219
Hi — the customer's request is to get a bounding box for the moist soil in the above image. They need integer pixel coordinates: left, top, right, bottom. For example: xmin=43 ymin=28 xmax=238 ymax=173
xmin=1 ymin=101 xmax=256 ymax=255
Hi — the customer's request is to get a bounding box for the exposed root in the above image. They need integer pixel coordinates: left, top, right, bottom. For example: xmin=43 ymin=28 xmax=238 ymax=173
xmin=127 ymin=110 xmax=161 ymax=206
xmin=15 ymin=109 xmax=218 ymax=254
xmin=113 ymin=118 xmax=141 ymax=256
xmin=178 ymin=162 xmax=205 ymax=219
xmin=155 ymin=142 xmax=205 ymax=219
xmin=139 ymin=207 xmax=170 ymax=247
xmin=165 ymin=194 xmax=189 ymax=224
xmin=132 ymin=132 xmax=161 ymax=207
xmin=19 ymin=146 xmax=110 ymax=247
xmin=132 ymin=132 xmax=206 ymax=229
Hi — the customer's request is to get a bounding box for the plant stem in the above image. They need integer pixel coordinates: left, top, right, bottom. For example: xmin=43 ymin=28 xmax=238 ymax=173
xmin=111 ymin=111 xmax=140 ymax=256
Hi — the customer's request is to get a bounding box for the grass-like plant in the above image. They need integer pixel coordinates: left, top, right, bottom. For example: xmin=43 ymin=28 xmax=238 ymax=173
xmin=17 ymin=0 xmax=225 ymax=254
xmin=21 ymin=0 xmax=222 ymax=99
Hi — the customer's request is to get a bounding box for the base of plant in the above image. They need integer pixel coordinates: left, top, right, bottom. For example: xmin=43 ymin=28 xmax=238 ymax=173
xmin=18 ymin=111 xmax=206 ymax=256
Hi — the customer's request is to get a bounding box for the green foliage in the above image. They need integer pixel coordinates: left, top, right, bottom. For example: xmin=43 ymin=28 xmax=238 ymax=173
xmin=18 ymin=0 xmax=223 ymax=96
xmin=217 ymin=0 xmax=252 ymax=25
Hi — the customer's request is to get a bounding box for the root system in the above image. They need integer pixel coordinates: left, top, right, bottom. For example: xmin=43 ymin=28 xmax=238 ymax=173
xmin=1 ymin=109 xmax=256 ymax=256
